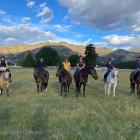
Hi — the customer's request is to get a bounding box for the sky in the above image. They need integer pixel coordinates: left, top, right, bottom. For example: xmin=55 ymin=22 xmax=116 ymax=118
xmin=0 ymin=0 xmax=140 ymax=50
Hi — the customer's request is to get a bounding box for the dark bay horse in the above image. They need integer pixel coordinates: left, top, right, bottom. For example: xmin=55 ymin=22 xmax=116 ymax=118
xmin=130 ymin=71 xmax=140 ymax=98
xmin=34 ymin=68 xmax=49 ymax=93
xmin=0 ymin=71 xmax=10 ymax=97
xmin=56 ymin=65 xmax=71 ymax=97
xmin=74 ymin=67 xmax=98 ymax=97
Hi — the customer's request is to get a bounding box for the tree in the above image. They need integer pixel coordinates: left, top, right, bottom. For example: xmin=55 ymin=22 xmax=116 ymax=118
xmin=21 ymin=52 xmax=35 ymax=67
xmin=84 ymin=44 xmax=98 ymax=67
xmin=36 ymin=47 xmax=60 ymax=66
xmin=68 ymin=54 xmax=80 ymax=68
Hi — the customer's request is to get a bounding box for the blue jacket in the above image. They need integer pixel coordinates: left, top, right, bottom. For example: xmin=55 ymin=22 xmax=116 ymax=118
xmin=36 ymin=61 xmax=45 ymax=70
xmin=106 ymin=63 xmax=114 ymax=70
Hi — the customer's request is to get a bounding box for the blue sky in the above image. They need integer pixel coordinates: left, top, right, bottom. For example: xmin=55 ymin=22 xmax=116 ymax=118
xmin=0 ymin=0 xmax=140 ymax=49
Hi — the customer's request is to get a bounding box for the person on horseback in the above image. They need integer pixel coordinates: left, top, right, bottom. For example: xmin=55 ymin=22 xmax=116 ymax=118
xmin=35 ymin=58 xmax=48 ymax=79
xmin=74 ymin=56 xmax=85 ymax=81
xmin=0 ymin=56 xmax=12 ymax=82
xmin=133 ymin=56 xmax=140 ymax=83
xmin=63 ymin=57 xmax=72 ymax=81
xmin=104 ymin=58 xmax=114 ymax=82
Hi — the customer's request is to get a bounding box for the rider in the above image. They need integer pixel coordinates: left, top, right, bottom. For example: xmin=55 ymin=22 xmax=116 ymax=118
xmin=63 ymin=57 xmax=72 ymax=81
xmin=74 ymin=56 xmax=85 ymax=81
xmin=104 ymin=58 xmax=114 ymax=82
xmin=133 ymin=56 xmax=140 ymax=82
xmin=36 ymin=58 xmax=48 ymax=78
xmin=0 ymin=56 xmax=12 ymax=82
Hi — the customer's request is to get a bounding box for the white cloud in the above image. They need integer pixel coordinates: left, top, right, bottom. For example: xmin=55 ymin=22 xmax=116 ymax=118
xmin=22 ymin=17 xmax=31 ymax=24
xmin=0 ymin=10 xmax=6 ymax=16
xmin=0 ymin=24 xmax=55 ymax=45
xmin=59 ymin=0 xmax=140 ymax=31
xmin=83 ymin=38 xmax=92 ymax=45
xmin=53 ymin=24 xmax=72 ymax=32
xmin=37 ymin=3 xmax=53 ymax=24
xmin=103 ymin=34 xmax=140 ymax=49
xmin=26 ymin=0 xmax=35 ymax=8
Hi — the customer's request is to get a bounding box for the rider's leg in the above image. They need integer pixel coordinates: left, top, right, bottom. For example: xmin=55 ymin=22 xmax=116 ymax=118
xmin=104 ymin=70 xmax=111 ymax=82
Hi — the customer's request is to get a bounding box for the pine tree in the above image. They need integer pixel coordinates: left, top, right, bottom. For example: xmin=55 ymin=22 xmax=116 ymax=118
xmin=84 ymin=44 xmax=98 ymax=67
xmin=68 ymin=54 xmax=80 ymax=68
xmin=21 ymin=52 xmax=35 ymax=67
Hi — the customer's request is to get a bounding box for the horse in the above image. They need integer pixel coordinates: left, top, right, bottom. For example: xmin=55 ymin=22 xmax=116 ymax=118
xmin=56 ymin=65 xmax=71 ymax=97
xmin=0 ymin=71 xmax=10 ymax=97
xmin=74 ymin=67 xmax=98 ymax=97
xmin=130 ymin=71 xmax=140 ymax=98
xmin=130 ymin=71 xmax=137 ymax=94
xmin=104 ymin=69 xmax=118 ymax=97
xmin=34 ymin=68 xmax=49 ymax=93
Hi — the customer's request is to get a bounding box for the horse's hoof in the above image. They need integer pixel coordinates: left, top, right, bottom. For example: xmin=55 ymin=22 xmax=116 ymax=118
xmin=46 ymin=88 xmax=48 ymax=92
xmin=59 ymin=96 xmax=62 ymax=98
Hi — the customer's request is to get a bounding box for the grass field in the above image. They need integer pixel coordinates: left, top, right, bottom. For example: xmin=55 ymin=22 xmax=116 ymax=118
xmin=0 ymin=68 xmax=140 ymax=140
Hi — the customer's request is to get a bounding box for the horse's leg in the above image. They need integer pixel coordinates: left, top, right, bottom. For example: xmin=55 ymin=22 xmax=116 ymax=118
xmin=104 ymin=83 xmax=107 ymax=95
xmin=37 ymin=84 xmax=39 ymax=93
xmin=76 ymin=82 xmax=79 ymax=97
xmin=6 ymin=84 xmax=9 ymax=97
xmin=113 ymin=84 xmax=116 ymax=97
xmin=60 ymin=84 xmax=63 ymax=97
xmin=0 ymin=89 xmax=1 ymax=95
xmin=107 ymin=84 xmax=111 ymax=96
xmin=45 ymin=82 xmax=48 ymax=92
xmin=130 ymin=82 xmax=135 ymax=94
xmin=83 ymin=84 xmax=86 ymax=97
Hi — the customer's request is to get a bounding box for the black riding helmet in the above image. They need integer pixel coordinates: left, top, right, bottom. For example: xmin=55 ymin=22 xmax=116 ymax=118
xmin=0 ymin=56 xmax=5 ymax=61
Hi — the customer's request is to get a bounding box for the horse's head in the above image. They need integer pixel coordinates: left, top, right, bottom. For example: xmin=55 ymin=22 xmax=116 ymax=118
xmin=56 ymin=65 xmax=64 ymax=77
xmin=86 ymin=66 xmax=98 ymax=80
xmin=111 ymin=69 xmax=118 ymax=80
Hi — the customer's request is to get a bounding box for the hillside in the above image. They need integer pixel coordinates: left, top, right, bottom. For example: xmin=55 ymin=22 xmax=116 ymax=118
xmin=98 ymin=49 xmax=140 ymax=62
xmin=0 ymin=42 xmax=114 ymax=63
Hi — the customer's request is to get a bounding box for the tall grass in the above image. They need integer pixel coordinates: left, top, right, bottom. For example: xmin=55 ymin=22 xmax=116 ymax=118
xmin=0 ymin=68 xmax=140 ymax=140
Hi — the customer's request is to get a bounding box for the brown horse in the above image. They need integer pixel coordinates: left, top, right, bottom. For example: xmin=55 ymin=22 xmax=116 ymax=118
xmin=0 ymin=71 xmax=10 ymax=97
xmin=130 ymin=71 xmax=140 ymax=98
xmin=130 ymin=71 xmax=136 ymax=94
xmin=74 ymin=67 xmax=98 ymax=97
xmin=34 ymin=68 xmax=49 ymax=93
xmin=56 ymin=65 xmax=71 ymax=97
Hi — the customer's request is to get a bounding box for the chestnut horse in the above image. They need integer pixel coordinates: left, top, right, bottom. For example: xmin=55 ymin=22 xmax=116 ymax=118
xmin=74 ymin=67 xmax=98 ymax=97
xmin=56 ymin=65 xmax=71 ymax=97
xmin=0 ymin=71 xmax=10 ymax=97
xmin=34 ymin=68 xmax=49 ymax=93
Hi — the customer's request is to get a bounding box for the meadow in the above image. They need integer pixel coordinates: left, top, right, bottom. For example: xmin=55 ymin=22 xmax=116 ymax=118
xmin=0 ymin=68 xmax=140 ymax=140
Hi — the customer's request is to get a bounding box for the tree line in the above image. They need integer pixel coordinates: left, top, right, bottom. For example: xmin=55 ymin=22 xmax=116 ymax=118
xmin=20 ymin=44 xmax=98 ymax=68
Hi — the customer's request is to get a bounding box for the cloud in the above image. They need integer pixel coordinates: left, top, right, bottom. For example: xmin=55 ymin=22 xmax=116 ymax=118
xmin=0 ymin=10 xmax=6 ymax=16
xmin=103 ymin=34 xmax=140 ymax=49
xmin=53 ymin=24 xmax=72 ymax=32
xmin=22 ymin=17 xmax=31 ymax=24
xmin=0 ymin=24 xmax=55 ymax=46
xmin=26 ymin=0 xmax=35 ymax=8
xmin=59 ymin=0 xmax=140 ymax=31
xmin=37 ymin=3 xmax=53 ymax=24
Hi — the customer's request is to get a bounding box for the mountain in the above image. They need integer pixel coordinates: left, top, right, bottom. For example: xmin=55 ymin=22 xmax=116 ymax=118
xmin=98 ymin=49 xmax=140 ymax=63
xmin=0 ymin=42 xmax=114 ymax=63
